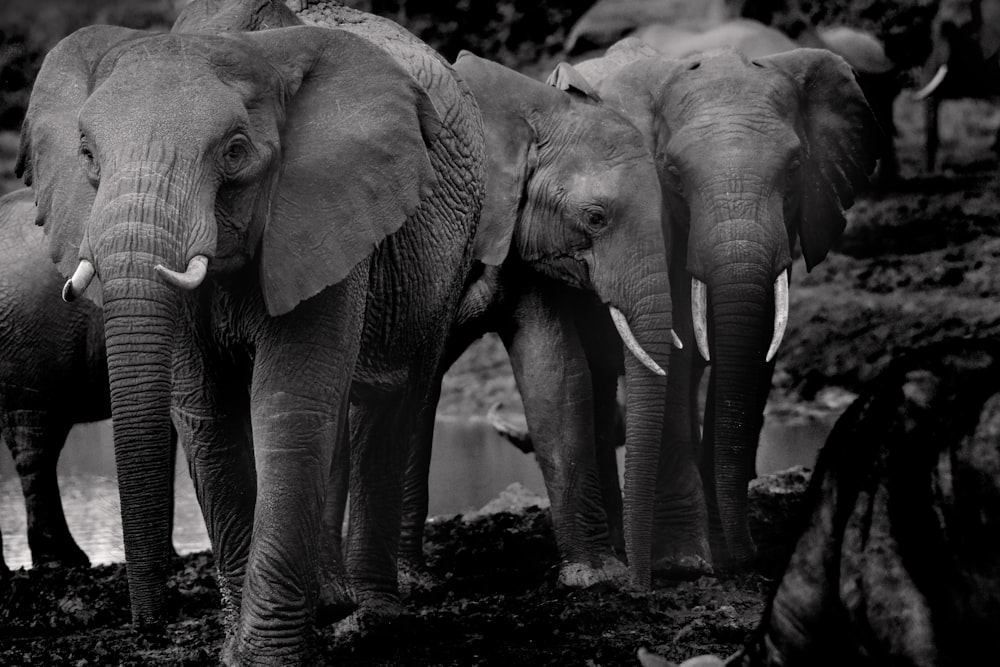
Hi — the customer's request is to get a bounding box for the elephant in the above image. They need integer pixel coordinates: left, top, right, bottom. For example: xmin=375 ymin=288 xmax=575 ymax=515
xmin=631 ymin=18 xmax=903 ymax=183
xmin=0 ymin=187 xmax=178 ymax=576
xmin=912 ymin=0 xmax=1000 ymax=170
xmin=0 ymin=187 xmax=102 ymax=573
xmin=639 ymin=337 xmax=1000 ymax=666
xmin=17 ymin=1 xmax=486 ymax=661
xmin=551 ymin=40 xmax=882 ymax=569
xmin=387 ymin=51 xmax=675 ymax=590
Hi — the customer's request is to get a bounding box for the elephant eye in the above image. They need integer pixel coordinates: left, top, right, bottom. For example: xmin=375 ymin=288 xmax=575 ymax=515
xmin=79 ymin=135 xmax=100 ymax=186
xmin=221 ymin=135 xmax=253 ymax=176
xmin=582 ymin=208 xmax=608 ymax=232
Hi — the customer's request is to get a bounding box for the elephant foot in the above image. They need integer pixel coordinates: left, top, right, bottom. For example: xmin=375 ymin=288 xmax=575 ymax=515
xmin=30 ymin=539 xmax=91 ymax=569
xmin=652 ymin=532 xmax=713 ymax=581
xmin=651 ymin=552 xmax=713 ymax=581
xmin=316 ymin=575 xmax=356 ymax=628
xmin=557 ymin=555 xmax=629 ymax=590
xmin=331 ymin=594 xmax=411 ymax=642
xmin=397 ymin=556 xmax=441 ymax=599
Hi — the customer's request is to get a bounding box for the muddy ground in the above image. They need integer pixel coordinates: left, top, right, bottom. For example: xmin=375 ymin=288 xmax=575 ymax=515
xmin=3 ymin=1 xmax=1000 ymax=665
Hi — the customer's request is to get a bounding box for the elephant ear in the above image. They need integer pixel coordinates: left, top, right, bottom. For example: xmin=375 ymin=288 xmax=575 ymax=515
xmin=15 ymin=25 xmax=148 ymax=278
xmin=546 ymin=63 xmax=601 ymax=102
xmin=760 ymin=48 xmax=883 ymax=270
xmin=245 ymin=26 xmax=442 ymax=316
xmin=454 ymin=51 xmax=537 ymax=265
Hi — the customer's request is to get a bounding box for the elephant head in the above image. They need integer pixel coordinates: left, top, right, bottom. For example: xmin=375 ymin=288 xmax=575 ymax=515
xmin=555 ymin=43 xmax=881 ymax=565
xmin=453 ymin=52 xmax=673 ymax=585
xmin=16 ymin=24 xmax=441 ymax=624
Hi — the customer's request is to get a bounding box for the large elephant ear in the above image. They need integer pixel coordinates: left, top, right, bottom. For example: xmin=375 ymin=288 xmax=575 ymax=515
xmin=245 ymin=26 xmax=442 ymax=316
xmin=15 ymin=26 xmax=147 ymax=277
xmin=760 ymin=48 xmax=883 ymax=270
xmin=453 ymin=51 xmax=536 ymax=265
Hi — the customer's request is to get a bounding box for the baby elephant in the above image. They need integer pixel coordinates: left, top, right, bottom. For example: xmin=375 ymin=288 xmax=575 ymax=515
xmin=641 ymin=337 xmax=1000 ymax=666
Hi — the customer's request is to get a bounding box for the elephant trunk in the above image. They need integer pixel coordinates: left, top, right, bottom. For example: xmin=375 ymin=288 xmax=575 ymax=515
xmin=594 ymin=250 xmax=672 ymax=588
xmin=705 ymin=261 xmax=774 ymax=566
xmin=88 ymin=162 xmax=215 ymax=625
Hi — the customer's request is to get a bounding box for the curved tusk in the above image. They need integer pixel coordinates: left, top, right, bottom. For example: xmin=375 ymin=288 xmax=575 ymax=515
xmin=671 ymin=329 xmax=683 ymax=349
xmin=155 ymin=255 xmax=208 ymax=291
xmin=609 ymin=306 xmax=666 ymax=376
xmin=691 ymin=278 xmax=710 ymax=362
xmin=912 ymin=64 xmax=948 ymax=101
xmin=62 ymin=259 xmax=96 ymax=303
xmin=765 ymin=269 xmax=790 ymax=362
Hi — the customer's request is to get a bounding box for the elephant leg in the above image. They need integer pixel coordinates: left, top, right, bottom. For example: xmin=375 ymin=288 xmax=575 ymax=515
xmin=651 ymin=348 xmax=711 ymax=578
xmin=576 ymin=300 xmax=626 ymax=559
xmin=3 ymin=411 xmax=89 ymax=568
xmin=316 ymin=391 xmax=355 ymax=627
xmin=341 ymin=386 xmax=424 ymax=633
xmin=171 ymin=342 xmax=256 ymax=636
xmin=502 ymin=285 xmax=624 ymax=589
xmin=396 ymin=377 xmax=444 ymax=596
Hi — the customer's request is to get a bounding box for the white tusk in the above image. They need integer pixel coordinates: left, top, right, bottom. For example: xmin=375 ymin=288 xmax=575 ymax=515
xmin=609 ymin=306 xmax=666 ymax=376
xmin=765 ymin=269 xmax=789 ymax=362
xmin=62 ymin=259 xmax=96 ymax=303
xmin=912 ymin=64 xmax=947 ymax=101
xmin=671 ymin=329 xmax=683 ymax=349
xmin=155 ymin=255 xmax=208 ymax=291
xmin=691 ymin=278 xmax=710 ymax=362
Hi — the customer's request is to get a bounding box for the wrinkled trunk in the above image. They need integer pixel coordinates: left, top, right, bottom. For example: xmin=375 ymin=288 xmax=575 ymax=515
xmin=89 ymin=162 xmax=207 ymax=624
xmin=705 ymin=255 xmax=772 ymax=566
xmin=594 ymin=251 xmax=671 ymax=588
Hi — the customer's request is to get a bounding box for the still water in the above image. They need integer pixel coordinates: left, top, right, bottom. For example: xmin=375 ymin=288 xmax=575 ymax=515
xmin=0 ymin=411 xmax=836 ymax=569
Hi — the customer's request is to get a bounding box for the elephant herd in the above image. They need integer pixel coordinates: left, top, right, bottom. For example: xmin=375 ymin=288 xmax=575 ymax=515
xmin=1 ymin=0 xmax=884 ymax=663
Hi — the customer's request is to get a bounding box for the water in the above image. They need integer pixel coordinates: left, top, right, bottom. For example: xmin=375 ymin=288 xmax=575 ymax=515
xmin=0 ymin=410 xmax=837 ymax=569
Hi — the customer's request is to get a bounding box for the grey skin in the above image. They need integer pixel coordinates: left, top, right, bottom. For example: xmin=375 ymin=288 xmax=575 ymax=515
xmin=915 ymin=0 xmax=1000 ymax=170
xmin=553 ymin=42 xmax=881 ymax=569
xmin=0 ymin=188 xmax=179 ymax=576
xmin=0 ymin=188 xmax=101 ymax=573
xmin=389 ymin=53 xmax=674 ymax=590
xmin=633 ymin=19 xmax=903 ymax=183
xmin=18 ymin=8 xmax=485 ymax=663
xmin=639 ymin=338 xmax=1000 ymax=667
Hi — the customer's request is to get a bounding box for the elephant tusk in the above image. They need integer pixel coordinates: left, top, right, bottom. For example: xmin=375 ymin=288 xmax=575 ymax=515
xmin=671 ymin=329 xmax=683 ymax=349
xmin=609 ymin=306 xmax=666 ymax=376
xmin=765 ymin=269 xmax=790 ymax=362
xmin=912 ymin=64 xmax=948 ymax=101
xmin=155 ymin=255 xmax=208 ymax=291
xmin=691 ymin=278 xmax=710 ymax=362
xmin=62 ymin=259 xmax=96 ymax=303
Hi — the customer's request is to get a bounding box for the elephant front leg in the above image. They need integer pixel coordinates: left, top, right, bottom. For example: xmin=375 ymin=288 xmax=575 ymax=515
xmin=3 ymin=412 xmax=89 ymax=568
xmin=503 ymin=287 xmax=624 ymax=589
xmin=652 ymin=349 xmax=712 ymax=578
xmin=171 ymin=351 xmax=256 ymax=637
xmin=230 ymin=285 xmax=364 ymax=664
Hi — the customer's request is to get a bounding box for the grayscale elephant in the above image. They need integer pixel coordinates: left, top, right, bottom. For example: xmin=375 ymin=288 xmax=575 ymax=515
xmin=18 ymin=2 xmax=485 ymax=661
xmin=632 ymin=18 xmax=903 ymax=183
xmin=639 ymin=337 xmax=1000 ymax=667
xmin=389 ymin=52 xmax=674 ymax=590
xmin=1 ymin=187 xmax=103 ymax=573
xmin=0 ymin=188 xmax=179 ymax=576
xmin=912 ymin=0 xmax=1000 ymax=169
xmin=552 ymin=40 xmax=882 ymax=569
